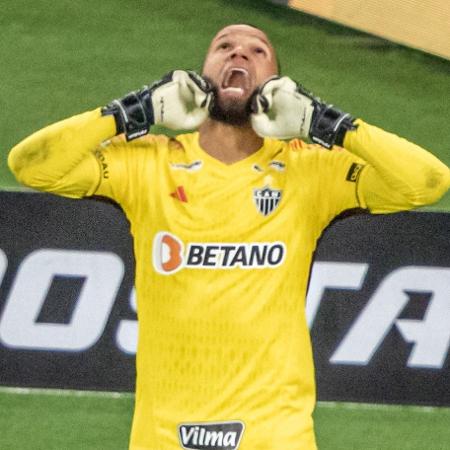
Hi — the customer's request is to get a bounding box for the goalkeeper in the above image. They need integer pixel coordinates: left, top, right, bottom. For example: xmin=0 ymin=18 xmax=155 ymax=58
xmin=8 ymin=24 xmax=449 ymax=450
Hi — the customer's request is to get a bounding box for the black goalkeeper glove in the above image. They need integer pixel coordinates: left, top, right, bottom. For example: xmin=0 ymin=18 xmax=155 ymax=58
xmin=251 ymin=76 xmax=357 ymax=148
xmin=102 ymin=70 xmax=213 ymax=141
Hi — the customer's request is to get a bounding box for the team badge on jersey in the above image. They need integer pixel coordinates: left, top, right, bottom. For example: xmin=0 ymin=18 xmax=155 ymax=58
xmin=253 ymin=185 xmax=282 ymax=216
xmin=178 ymin=421 xmax=245 ymax=450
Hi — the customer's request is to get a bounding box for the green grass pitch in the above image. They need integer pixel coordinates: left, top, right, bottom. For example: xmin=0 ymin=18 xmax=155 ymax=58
xmin=0 ymin=0 xmax=449 ymax=210
xmin=1 ymin=388 xmax=450 ymax=449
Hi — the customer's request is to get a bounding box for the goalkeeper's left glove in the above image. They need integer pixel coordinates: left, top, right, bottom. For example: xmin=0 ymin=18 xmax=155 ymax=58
xmin=102 ymin=70 xmax=213 ymax=141
xmin=250 ymin=76 xmax=357 ymax=148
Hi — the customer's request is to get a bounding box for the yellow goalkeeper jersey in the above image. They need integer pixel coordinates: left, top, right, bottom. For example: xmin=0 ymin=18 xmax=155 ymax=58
xmin=94 ymin=132 xmax=364 ymax=450
xmin=8 ymin=109 xmax=449 ymax=450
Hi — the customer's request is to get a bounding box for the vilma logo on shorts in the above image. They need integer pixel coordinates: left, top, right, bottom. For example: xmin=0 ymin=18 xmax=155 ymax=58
xmin=178 ymin=421 xmax=245 ymax=450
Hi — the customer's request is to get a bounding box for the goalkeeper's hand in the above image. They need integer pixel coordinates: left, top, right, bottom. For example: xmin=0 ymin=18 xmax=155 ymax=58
xmin=250 ymin=76 xmax=356 ymax=148
xmin=102 ymin=70 xmax=213 ymax=141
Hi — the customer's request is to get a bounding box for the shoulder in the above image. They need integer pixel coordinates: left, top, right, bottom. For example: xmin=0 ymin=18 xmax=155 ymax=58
xmin=283 ymin=139 xmax=364 ymax=181
xmin=96 ymin=133 xmax=177 ymax=166
xmin=283 ymin=138 xmax=330 ymax=166
xmin=287 ymin=138 xmax=356 ymax=160
xmin=286 ymin=138 xmax=346 ymax=154
xmin=101 ymin=132 xmax=172 ymax=150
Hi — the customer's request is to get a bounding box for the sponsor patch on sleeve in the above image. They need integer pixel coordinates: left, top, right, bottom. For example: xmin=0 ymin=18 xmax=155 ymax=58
xmin=346 ymin=163 xmax=365 ymax=183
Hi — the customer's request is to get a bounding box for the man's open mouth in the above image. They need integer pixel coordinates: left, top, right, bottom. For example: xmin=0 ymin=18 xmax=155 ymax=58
xmin=221 ymin=68 xmax=250 ymax=95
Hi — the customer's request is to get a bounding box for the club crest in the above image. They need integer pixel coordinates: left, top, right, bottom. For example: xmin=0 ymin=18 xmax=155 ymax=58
xmin=253 ymin=185 xmax=282 ymax=216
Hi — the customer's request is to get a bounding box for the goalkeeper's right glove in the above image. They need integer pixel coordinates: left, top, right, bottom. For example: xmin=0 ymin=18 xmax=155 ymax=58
xmin=251 ymin=76 xmax=357 ymax=148
xmin=102 ymin=70 xmax=213 ymax=141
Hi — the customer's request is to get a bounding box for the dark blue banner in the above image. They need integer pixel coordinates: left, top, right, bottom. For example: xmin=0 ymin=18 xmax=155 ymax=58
xmin=0 ymin=191 xmax=448 ymax=405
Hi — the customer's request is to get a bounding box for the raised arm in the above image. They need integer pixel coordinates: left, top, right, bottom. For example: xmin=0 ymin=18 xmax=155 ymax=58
xmin=8 ymin=109 xmax=114 ymax=198
xmin=344 ymin=120 xmax=449 ymax=212
xmin=8 ymin=70 xmax=213 ymax=198
xmin=251 ymin=76 xmax=450 ymax=212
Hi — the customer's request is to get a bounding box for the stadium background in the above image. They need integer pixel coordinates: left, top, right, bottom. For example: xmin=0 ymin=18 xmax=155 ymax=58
xmin=0 ymin=0 xmax=449 ymax=449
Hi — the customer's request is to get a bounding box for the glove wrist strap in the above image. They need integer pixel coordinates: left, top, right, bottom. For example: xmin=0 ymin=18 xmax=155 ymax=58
xmin=310 ymin=104 xmax=357 ymax=149
xmin=102 ymin=88 xmax=154 ymax=141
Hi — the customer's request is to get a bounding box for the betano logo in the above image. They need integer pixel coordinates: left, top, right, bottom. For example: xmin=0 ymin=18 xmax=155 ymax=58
xmin=152 ymin=232 xmax=286 ymax=275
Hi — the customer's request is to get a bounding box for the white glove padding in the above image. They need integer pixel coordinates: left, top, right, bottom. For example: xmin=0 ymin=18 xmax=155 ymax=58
xmin=251 ymin=76 xmax=315 ymax=140
xmin=150 ymin=70 xmax=213 ymax=130
xmin=102 ymin=70 xmax=213 ymax=141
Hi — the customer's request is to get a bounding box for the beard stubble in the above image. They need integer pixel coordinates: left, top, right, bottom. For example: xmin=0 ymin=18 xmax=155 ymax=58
xmin=204 ymin=77 xmax=254 ymax=127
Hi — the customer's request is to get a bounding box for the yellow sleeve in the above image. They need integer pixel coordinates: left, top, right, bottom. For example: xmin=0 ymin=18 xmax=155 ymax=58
xmin=291 ymin=140 xmax=366 ymax=229
xmin=315 ymin=146 xmax=366 ymax=223
xmin=344 ymin=120 xmax=450 ymax=213
xmin=8 ymin=108 xmax=116 ymax=199
xmin=90 ymin=134 xmax=160 ymax=208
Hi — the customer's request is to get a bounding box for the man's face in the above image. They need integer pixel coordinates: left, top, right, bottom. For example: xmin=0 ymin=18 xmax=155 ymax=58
xmin=202 ymin=24 xmax=278 ymax=125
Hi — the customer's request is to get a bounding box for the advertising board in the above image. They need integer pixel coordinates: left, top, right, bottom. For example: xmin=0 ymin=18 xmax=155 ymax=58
xmin=0 ymin=192 xmax=448 ymax=405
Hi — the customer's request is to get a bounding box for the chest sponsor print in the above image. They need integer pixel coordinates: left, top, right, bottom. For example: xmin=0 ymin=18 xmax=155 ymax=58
xmin=153 ymin=232 xmax=286 ymax=275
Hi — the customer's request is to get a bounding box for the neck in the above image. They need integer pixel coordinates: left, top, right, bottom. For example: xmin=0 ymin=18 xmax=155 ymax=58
xmin=198 ymin=119 xmax=264 ymax=164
